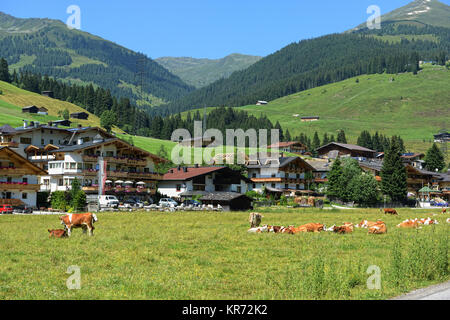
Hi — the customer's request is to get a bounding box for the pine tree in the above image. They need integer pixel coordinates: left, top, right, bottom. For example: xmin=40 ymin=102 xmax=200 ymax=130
xmin=381 ymin=138 xmax=407 ymax=202
xmin=337 ymin=130 xmax=347 ymax=144
xmin=0 ymin=58 xmax=10 ymax=83
xmin=285 ymin=129 xmax=292 ymax=142
xmin=326 ymin=157 xmax=343 ymax=199
xmin=424 ymin=143 xmax=445 ymax=172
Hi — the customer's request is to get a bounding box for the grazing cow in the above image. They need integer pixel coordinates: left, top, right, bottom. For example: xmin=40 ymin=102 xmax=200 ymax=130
xmin=249 ymin=212 xmax=263 ymax=228
xmin=292 ymin=223 xmax=324 ymax=233
xmin=382 ymin=208 xmax=398 ymax=215
xmin=356 ymin=220 xmax=385 ymax=229
xmin=442 ymin=208 xmax=447 ymax=214
xmin=60 ymin=212 xmax=98 ymax=237
xmin=368 ymin=222 xmax=387 ymax=234
xmin=48 ymin=229 xmax=67 ymax=238
xmin=248 ymin=225 xmax=269 ymax=233
xmin=396 ymin=219 xmax=419 ymax=229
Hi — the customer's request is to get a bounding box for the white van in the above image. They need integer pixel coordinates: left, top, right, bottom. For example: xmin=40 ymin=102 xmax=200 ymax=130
xmin=99 ymin=195 xmax=119 ymax=208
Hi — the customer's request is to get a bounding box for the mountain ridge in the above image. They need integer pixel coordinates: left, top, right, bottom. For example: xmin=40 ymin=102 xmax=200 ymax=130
xmin=155 ymin=53 xmax=262 ymax=88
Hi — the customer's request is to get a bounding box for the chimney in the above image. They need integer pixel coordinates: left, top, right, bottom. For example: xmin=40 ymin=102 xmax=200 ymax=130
xmin=195 ymin=163 xmax=199 ymax=168
xmin=77 ymin=138 xmax=83 ymax=145
xmin=23 ymin=120 xmax=28 ymax=128
xmin=34 ymin=121 xmax=40 ymax=128
xmin=48 ymin=121 xmax=52 ymax=126
xmin=183 ymin=167 xmax=188 ymax=172
xmin=177 ymin=165 xmax=181 ymax=171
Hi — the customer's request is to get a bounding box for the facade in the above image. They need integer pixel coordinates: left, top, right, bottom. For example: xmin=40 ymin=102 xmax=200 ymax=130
xmin=0 ymin=122 xmax=165 ymax=202
xmin=401 ymin=153 xmax=425 ymax=169
xmin=0 ymin=147 xmax=46 ymax=207
xmin=433 ymin=132 xmax=450 ymax=143
xmin=247 ymin=156 xmax=315 ymax=193
xmin=159 ymin=166 xmax=249 ymax=199
xmin=268 ymin=141 xmax=307 ymax=155
xmin=317 ymin=142 xmax=377 ymax=159
xmin=38 ymin=107 xmax=48 ymax=115
xmin=306 ymin=159 xmax=331 ymax=184
xmin=199 ymin=192 xmax=253 ymax=211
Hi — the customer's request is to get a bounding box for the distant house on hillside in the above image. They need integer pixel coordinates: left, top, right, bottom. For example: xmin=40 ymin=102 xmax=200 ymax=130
xmin=41 ymin=91 xmax=54 ymax=98
xmin=316 ymin=142 xmax=377 ymax=159
xmin=301 ymin=116 xmax=320 ymax=122
xmin=268 ymin=141 xmax=307 ymax=155
xmin=434 ymin=132 xmax=450 ymax=143
xmin=70 ymin=112 xmax=89 ymax=120
xmin=256 ymin=100 xmax=268 ymax=105
xmin=37 ymin=107 xmax=48 ymax=115
xmin=22 ymin=106 xmax=39 ymax=114
xmin=52 ymin=120 xmax=72 ymax=127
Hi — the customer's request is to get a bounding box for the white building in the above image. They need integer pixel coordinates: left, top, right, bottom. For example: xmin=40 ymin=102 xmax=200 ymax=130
xmin=158 ymin=166 xmax=249 ymax=199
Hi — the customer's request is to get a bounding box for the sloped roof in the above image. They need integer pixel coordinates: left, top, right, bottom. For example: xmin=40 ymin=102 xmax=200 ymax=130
xmin=199 ymin=192 xmax=250 ymax=201
xmin=162 ymin=166 xmax=226 ymax=181
xmin=268 ymin=141 xmax=306 ymax=149
xmin=317 ymin=142 xmax=376 ymax=153
xmin=0 ymin=124 xmax=16 ymax=134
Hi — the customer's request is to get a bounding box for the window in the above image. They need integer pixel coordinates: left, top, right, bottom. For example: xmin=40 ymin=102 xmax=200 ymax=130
xmin=20 ymin=137 xmax=32 ymax=144
xmin=50 ymin=139 xmax=54 ymax=145
xmin=271 ymin=173 xmax=276 ymax=178
xmin=252 ymin=173 xmax=256 ymax=178
xmin=41 ymin=139 xmax=44 ymax=145
xmin=58 ymin=179 xmax=63 ymax=186
xmin=285 ymin=184 xmax=289 ymax=189
xmin=176 ymin=184 xmax=181 ymax=192
xmin=252 ymin=184 xmax=256 ymax=189
xmin=8 ymin=162 xmax=14 ymax=168
xmin=144 ymin=168 xmax=149 ymax=173
xmin=237 ymin=186 xmax=241 ymax=193
xmin=22 ymin=178 xmax=28 ymax=183
xmin=22 ymin=193 xmax=27 ymax=199
xmin=7 ymin=177 xmax=12 ymax=183
xmin=271 ymin=183 xmax=275 ymax=188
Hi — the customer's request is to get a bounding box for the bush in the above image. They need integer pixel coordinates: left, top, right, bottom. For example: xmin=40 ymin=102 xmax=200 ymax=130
xmin=50 ymin=191 xmax=68 ymax=211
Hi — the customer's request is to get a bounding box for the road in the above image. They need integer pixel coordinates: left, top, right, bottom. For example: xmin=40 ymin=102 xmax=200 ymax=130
xmin=392 ymin=280 xmax=450 ymax=300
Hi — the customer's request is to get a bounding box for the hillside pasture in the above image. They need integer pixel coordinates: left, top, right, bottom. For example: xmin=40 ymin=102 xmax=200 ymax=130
xmin=0 ymin=208 xmax=448 ymax=300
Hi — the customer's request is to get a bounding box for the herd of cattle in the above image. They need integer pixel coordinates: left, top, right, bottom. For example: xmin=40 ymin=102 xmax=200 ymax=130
xmin=248 ymin=209 xmax=449 ymax=235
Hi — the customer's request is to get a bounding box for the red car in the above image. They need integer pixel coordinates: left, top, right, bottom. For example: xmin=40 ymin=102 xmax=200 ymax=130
xmin=0 ymin=205 xmax=13 ymax=214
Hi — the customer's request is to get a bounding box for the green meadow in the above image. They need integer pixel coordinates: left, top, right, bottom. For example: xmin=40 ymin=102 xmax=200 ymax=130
xmin=0 ymin=208 xmax=448 ymax=300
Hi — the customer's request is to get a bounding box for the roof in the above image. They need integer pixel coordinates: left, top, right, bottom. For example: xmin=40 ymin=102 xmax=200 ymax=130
xmin=162 ymin=166 xmax=226 ymax=181
xmin=268 ymin=141 xmax=306 ymax=149
xmin=0 ymin=124 xmax=16 ymax=134
xmin=199 ymin=192 xmax=250 ymax=201
xmin=0 ymin=147 xmax=47 ymax=175
xmin=306 ymin=160 xmax=332 ymax=172
xmin=70 ymin=112 xmax=89 ymax=115
xmin=401 ymin=153 xmax=424 ymax=159
xmin=22 ymin=105 xmax=37 ymax=109
xmin=301 ymin=116 xmax=320 ymax=119
xmin=317 ymin=142 xmax=376 ymax=153
xmin=247 ymin=156 xmax=314 ymax=170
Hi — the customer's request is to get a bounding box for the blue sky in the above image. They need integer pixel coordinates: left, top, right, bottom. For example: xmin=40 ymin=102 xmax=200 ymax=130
xmin=2 ymin=0 xmax=449 ymax=59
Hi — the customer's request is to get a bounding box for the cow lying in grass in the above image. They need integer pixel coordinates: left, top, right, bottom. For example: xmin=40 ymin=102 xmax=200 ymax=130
xmin=397 ymin=219 xmax=420 ymax=229
xmin=60 ymin=213 xmax=98 ymax=237
xmin=418 ymin=217 xmax=439 ymax=225
xmin=447 ymin=218 xmax=450 ymax=224
xmin=368 ymin=222 xmax=387 ymax=234
xmin=247 ymin=225 xmax=269 ymax=233
xmin=355 ymin=220 xmax=385 ymax=229
xmin=48 ymin=229 xmax=67 ymax=238
xmin=332 ymin=222 xmax=354 ymax=234
xmin=290 ymin=223 xmax=325 ymax=233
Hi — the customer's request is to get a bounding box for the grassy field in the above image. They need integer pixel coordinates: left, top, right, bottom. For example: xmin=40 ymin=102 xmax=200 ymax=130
xmin=0 ymin=208 xmax=448 ymax=300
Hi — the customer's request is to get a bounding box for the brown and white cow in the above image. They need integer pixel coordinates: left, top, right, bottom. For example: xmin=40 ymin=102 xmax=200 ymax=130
xmin=382 ymin=208 xmax=398 ymax=215
xmin=396 ymin=219 xmax=419 ymax=229
xmin=292 ymin=223 xmax=324 ymax=233
xmin=60 ymin=213 xmax=98 ymax=236
xmin=355 ymin=220 xmax=385 ymax=229
xmin=48 ymin=229 xmax=68 ymax=238
xmin=333 ymin=222 xmax=354 ymax=234
xmin=368 ymin=222 xmax=387 ymax=234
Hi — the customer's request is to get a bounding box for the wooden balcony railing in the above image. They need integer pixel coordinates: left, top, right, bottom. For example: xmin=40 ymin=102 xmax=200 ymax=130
xmin=0 ymin=141 xmax=19 ymax=148
xmin=0 ymin=183 xmax=40 ymax=191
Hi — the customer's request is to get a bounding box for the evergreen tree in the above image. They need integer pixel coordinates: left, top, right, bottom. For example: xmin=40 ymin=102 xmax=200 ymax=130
xmin=100 ymin=110 xmax=117 ymax=133
xmin=337 ymin=130 xmax=347 ymax=144
xmin=0 ymin=58 xmax=10 ymax=83
xmin=322 ymin=133 xmax=330 ymax=146
xmin=381 ymin=138 xmax=407 ymax=202
xmin=326 ymin=157 xmax=343 ymax=199
xmin=424 ymin=143 xmax=445 ymax=172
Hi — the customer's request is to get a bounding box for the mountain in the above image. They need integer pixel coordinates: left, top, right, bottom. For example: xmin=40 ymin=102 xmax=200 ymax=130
xmin=151 ymin=0 xmax=449 ymax=116
xmin=182 ymin=64 xmax=450 ymax=155
xmin=155 ymin=54 xmax=262 ymax=88
xmin=0 ymin=12 xmax=194 ymax=108
xmin=352 ymin=0 xmax=450 ymax=31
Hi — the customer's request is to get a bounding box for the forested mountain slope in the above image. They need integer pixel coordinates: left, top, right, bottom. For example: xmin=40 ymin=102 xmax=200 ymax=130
xmin=0 ymin=12 xmax=194 ymax=109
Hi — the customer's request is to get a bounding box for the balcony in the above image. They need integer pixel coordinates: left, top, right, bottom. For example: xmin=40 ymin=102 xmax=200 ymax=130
xmin=0 ymin=168 xmax=29 ymax=176
xmin=0 ymin=182 xmax=40 ymax=191
xmin=82 ymin=170 xmax=99 ymax=176
xmin=127 ymin=159 xmax=147 ymax=166
xmin=29 ymin=155 xmax=56 ymax=161
xmin=82 ymin=186 xmax=99 ymax=192
xmin=0 ymin=141 xmax=19 ymax=148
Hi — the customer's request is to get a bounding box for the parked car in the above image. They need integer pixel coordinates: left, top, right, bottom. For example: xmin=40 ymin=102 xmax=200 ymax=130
xmin=0 ymin=204 xmax=13 ymax=214
xmin=123 ymin=198 xmax=144 ymax=208
xmin=159 ymin=198 xmax=178 ymax=208
xmin=13 ymin=205 xmax=33 ymax=214
xmin=98 ymin=195 xmax=119 ymax=208
xmin=182 ymin=199 xmax=201 ymax=207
